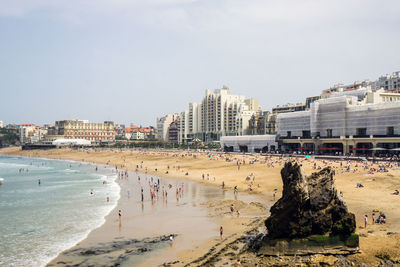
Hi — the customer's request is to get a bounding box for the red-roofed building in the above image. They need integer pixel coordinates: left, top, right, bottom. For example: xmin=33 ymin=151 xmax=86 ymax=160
xmin=123 ymin=125 xmax=155 ymax=140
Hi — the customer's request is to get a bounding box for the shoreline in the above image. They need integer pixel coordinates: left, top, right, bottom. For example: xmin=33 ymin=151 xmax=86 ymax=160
xmin=0 ymin=154 xmax=121 ymax=267
xmin=0 ymin=154 xmax=123 ymax=267
xmin=0 ymin=149 xmax=268 ymax=266
xmin=2 ymin=147 xmax=400 ymax=265
xmin=49 ymin=160 xmax=122 ymax=267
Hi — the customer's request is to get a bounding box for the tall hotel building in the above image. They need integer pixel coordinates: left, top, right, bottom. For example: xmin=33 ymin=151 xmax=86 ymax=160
xmin=170 ymin=86 xmax=261 ymax=143
xmin=46 ymin=120 xmax=115 ymax=143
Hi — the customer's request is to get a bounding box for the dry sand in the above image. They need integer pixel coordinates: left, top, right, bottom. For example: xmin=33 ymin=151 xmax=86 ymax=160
xmin=1 ymin=146 xmax=400 ymax=266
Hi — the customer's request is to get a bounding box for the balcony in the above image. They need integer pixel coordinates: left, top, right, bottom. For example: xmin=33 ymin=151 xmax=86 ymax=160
xmin=319 ymin=136 xmax=340 ymax=139
xmin=352 ymin=135 xmax=370 ymax=138
xmin=364 ymin=134 xmax=400 ymax=138
xmin=280 ymin=136 xmax=300 ymax=139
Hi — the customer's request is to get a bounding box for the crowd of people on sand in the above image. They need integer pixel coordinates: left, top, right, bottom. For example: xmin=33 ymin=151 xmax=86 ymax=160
xmin=22 ymin=147 xmax=399 ymax=265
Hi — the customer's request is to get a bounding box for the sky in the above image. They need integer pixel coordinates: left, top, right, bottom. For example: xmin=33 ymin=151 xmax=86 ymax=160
xmin=1 ymin=0 xmax=400 ymax=126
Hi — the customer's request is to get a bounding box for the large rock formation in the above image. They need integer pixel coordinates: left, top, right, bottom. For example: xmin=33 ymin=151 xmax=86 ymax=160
xmin=265 ymin=161 xmax=356 ymax=239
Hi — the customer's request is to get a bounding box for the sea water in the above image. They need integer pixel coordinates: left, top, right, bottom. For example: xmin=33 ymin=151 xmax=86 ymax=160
xmin=0 ymin=155 xmax=120 ymax=267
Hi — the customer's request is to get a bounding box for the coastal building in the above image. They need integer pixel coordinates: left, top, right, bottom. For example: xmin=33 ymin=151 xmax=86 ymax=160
xmin=6 ymin=124 xmax=19 ymax=129
xmin=168 ymin=121 xmax=179 ymax=143
xmin=374 ymin=71 xmax=400 ymax=91
xmin=0 ymin=121 xmax=3 ymax=128
xmin=114 ymin=124 xmax=125 ymax=138
xmin=248 ymin=112 xmax=278 ymax=135
xmin=220 ymin=135 xmax=277 ymax=153
xmin=322 ymin=80 xmax=373 ymax=96
xmin=272 ymin=103 xmax=306 ymax=114
xmin=157 ymin=86 xmax=262 ymax=144
xmin=30 ymin=126 xmax=48 ymax=143
xmin=46 ymin=120 xmax=115 ymax=143
xmin=199 ymin=86 xmax=260 ymax=141
xmin=182 ymin=86 xmax=261 ymax=143
xmin=19 ymin=124 xmax=36 ymax=144
xmin=277 ymin=89 xmax=400 ymax=155
xmin=124 ymin=125 xmax=155 ymax=140
xmin=177 ymin=110 xmax=189 ymax=144
xmin=187 ymin=102 xmax=202 ymax=140
xmin=156 ymin=113 xmax=180 ymax=142
xmin=131 ymin=131 xmax=145 ymax=140
xmin=323 ymin=71 xmax=400 ymax=95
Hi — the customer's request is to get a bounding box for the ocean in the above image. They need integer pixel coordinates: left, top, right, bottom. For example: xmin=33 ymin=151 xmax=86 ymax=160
xmin=0 ymin=155 xmax=120 ymax=267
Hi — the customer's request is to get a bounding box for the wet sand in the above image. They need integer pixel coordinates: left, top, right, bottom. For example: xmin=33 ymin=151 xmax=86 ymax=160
xmin=2 ymin=147 xmax=400 ymax=265
xmin=47 ymin=171 xmax=267 ymax=266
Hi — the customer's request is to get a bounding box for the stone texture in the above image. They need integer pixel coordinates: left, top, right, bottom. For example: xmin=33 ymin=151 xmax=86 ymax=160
xmin=265 ymin=161 xmax=356 ymax=239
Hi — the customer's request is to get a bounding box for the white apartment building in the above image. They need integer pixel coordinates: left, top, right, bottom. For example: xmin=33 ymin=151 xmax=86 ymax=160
xmin=177 ymin=110 xmax=189 ymax=144
xmin=188 ymin=103 xmax=202 ymax=135
xmin=0 ymin=121 xmax=3 ymax=128
xmin=156 ymin=113 xmax=180 ymax=142
xmin=277 ymin=89 xmax=400 ymax=155
xmin=193 ymin=86 xmax=260 ymax=142
xmin=19 ymin=124 xmax=36 ymax=143
xmin=131 ymin=131 xmax=145 ymax=140
xmin=375 ymin=71 xmax=400 ymax=91
xmin=157 ymin=86 xmax=261 ymax=144
xmin=30 ymin=127 xmax=48 ymax=143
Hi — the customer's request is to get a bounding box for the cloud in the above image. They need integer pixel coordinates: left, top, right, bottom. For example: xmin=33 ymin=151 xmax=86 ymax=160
xmin=1 ymin=0 xmax=399 ymax=33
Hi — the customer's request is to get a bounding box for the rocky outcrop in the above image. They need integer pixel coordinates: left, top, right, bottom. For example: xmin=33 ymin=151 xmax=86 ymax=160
xmin=265 ymin=161 xmax=356 ymax=239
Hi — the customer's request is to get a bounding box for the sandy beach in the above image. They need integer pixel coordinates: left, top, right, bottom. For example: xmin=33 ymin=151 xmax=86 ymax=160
xmin=1 ymin=146 xmax=400 ymax=266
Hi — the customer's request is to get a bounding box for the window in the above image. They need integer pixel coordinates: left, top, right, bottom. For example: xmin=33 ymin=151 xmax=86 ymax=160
xmin=287 ymin=131 xmax=291 ymax=138
xmin=356 ymin=128 xmax=367 ymax=136
xmin=387 ymin=127 xmax=394 ymax=136
xmin=302 ymin=130 xmax=310 ymax=138
xmin=327 ymin=129 xmax=333 ymax=138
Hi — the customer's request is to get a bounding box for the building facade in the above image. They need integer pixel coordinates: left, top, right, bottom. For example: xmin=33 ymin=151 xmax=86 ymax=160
xmin=277 ymin=91 xmax=400 ymax=155
xmin=190 ymin=86 xmax=260 ymax=142
xmin=177 ymin=110 xmax=189 ymax=144
xmin=375 ymin=71 xmax=400 ymax=91
xmin=46 ymin=120 xmax=115 ymax=143
xmin=323 ymin=71 xmax=400 ymax=95
xmin=156 ymin=114 xmax=180 ymax=142
xmin=19 ymin=124 xmax=36 ymax=144
xmin=157 ymin=86 xmax=261 ymax=144
xmin=220 ymin=135 xmax=277 ymax=153
xmin=168 ymin=121 xmax=179 ymax=143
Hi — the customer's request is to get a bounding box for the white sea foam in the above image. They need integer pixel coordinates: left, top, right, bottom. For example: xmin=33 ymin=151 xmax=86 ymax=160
xmin=0 ymin=156 xmax=121 ymax=267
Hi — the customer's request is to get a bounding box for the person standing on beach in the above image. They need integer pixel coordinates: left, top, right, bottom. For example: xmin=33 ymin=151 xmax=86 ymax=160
xmin=118 ymin=210 xmax=122 ymax=226
xmin=220 ymin=226 xmax=223 ymax=240
xmin=364 ymin=215 xmax=368 ymax=228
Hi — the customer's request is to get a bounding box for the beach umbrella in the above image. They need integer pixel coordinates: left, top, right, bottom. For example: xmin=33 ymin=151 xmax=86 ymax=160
xmin=361 ymin=158 xmax=368 ymax=161
xmin=305 ymin=155 xmax=312 ymax=159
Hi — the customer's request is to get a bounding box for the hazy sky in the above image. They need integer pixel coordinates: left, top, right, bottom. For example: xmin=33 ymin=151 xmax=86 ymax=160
xmin=1 ymin=0 xmax=400 ymax=126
